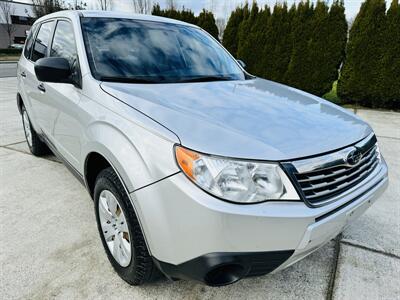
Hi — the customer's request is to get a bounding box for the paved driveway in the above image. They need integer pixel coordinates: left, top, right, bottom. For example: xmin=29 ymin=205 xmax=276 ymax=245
xmin=0 ymin=77 xmax=399 ymax=299
xmin=0 ymin=62 xmax=17 ymax=78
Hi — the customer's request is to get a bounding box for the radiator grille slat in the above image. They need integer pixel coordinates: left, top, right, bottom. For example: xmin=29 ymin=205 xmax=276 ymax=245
xmin=293 ymin=144 xmax=379 ymax=205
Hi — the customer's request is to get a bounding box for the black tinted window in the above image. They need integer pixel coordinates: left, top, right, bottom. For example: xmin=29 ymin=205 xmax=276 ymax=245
xmin=50 ymin=21 xmax=77 ymax=65
xmin=32 ymin=21 xmax=53 ymax=62
xmin=23 ymin=23 xmax=38 ymax=59
xmin=81 ymin=18 xmax=244 ymax=83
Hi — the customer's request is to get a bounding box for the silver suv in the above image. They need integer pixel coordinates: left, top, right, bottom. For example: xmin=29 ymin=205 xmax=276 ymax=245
xmin=17 ymin=11 xmax=388 ymax=286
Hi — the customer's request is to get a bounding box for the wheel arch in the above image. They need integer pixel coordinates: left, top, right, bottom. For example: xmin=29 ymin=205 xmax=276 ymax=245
xmin=82 ymin=121 xmax=156 ymax=196
xmin=84 ymin=150 xmax=154 ymax=257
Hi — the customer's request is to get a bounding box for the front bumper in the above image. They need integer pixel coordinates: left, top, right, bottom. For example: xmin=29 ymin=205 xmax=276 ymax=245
xmin=131 ymin=159 xmax=388 ymax=285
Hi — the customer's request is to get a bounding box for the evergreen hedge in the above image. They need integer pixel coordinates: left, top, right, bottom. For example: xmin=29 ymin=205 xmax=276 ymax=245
xmin=152 ymin=4 xmax=219 ymax=40
xmin=222 ymin=6 xmax=246 ymax=57
xmin=197 ymin=9 xmax=219 ymax=40
xmin=338 ymin=0 xmax=399 ymax=110
xmin=152 ymin=0 xmax=399 ymax=110
xmin=0 ymin=48 xmax=22 ymax=55
xmin=224 ymin=1 xmax=348 ymax=98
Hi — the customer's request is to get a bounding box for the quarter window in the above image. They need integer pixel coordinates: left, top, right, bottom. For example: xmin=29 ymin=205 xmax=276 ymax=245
xmin=31 ymin=21 xmax=54 ymax=62
xmin=50 ymin=21 xmax=77 ymax=65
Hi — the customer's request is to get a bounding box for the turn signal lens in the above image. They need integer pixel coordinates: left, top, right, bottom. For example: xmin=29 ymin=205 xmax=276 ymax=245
xmin=175 ymin=146 xmax=200 ymax=179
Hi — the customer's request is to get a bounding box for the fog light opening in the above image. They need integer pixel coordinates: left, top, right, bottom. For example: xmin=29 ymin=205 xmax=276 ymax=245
xmin=204 ymin=264 xmax=246 ymax=286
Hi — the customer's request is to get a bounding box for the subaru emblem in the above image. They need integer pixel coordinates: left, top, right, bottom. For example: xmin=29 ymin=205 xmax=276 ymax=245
xmin=346 ymin=149 xmax=362 ymax=165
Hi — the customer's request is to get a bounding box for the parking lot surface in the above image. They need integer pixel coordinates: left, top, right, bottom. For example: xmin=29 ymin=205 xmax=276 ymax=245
xmin=1 ymin=77 xmax=399 ymax=299
xmin=0 ymin=62 xmax=17 ymax=78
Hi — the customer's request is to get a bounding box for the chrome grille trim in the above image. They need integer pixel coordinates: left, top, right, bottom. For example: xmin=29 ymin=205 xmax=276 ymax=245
xmin=285 ymin=133 xmax=381 ymax=207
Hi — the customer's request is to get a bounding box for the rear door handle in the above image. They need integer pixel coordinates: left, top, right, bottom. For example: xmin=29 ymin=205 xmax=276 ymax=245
xmin=37 ymin=83 xmax=46 ymax=93
xmin=20 ymin=71 xmax=26 ymax=78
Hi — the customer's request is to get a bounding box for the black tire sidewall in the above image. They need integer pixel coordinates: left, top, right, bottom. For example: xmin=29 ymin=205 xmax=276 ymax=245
xmin=21 ymin=104 xmax=49 ymax=156
xmin=21 ymin=105 xmax=34 ymax=153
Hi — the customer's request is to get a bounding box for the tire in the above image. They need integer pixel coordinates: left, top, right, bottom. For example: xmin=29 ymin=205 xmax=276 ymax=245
xmin=21 ymin=104 xmax=50 ymax=156
xmin=94 ymin=167 xmax=158 ymax=285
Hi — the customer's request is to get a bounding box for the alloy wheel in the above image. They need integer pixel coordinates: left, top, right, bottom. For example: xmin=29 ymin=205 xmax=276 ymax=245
xmin=98 ymin=190 xmax=132 ymax=267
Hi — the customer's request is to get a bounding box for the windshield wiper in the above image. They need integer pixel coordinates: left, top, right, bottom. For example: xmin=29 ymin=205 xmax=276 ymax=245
xmin=177 ymin=76 xmax=236 ymax=83
xmin=99 ymin=76 xmax=163 ymax=84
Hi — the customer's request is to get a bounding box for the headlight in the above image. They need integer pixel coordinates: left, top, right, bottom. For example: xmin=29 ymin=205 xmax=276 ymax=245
xmin=175 ymin=146 xmax=299 ymax=204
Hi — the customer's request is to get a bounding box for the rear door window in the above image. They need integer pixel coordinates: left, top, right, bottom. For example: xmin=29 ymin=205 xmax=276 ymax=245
xmin=31 ymin=21 xmax=54 ymax=62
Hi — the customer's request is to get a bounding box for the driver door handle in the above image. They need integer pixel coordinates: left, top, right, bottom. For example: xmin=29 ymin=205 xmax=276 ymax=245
xmin=37 ymin=83 xmax=46 ymax=93
xmin=20 ymin=71 xmax=26 ymax=78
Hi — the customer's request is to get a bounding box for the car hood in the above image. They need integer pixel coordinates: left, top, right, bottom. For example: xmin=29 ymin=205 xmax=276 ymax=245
xmin=101 ymin=78 xmax=372 ymax=161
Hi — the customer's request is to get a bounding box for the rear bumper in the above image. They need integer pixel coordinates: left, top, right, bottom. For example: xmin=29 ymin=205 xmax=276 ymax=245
xmin=131 ymin=159 xmax=388 ymax=285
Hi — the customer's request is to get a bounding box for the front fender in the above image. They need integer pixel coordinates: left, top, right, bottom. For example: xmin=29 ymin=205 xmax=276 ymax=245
xmin=82 ymin=121 xmax=179 ymax=193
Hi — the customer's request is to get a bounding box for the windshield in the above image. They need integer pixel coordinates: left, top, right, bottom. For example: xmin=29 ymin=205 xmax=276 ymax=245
xmin=81 ymin=17 xmax=245 ymax=83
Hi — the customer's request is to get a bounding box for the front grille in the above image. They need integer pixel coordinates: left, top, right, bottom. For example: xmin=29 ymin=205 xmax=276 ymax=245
xmin=292 ymin=142 xmax=380 ymax=205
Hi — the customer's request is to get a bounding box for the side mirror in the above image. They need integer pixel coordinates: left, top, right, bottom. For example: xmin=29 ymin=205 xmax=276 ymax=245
xmin=237 ymin=59 xmax=246 ymax=69
xmin=34 ymin=57 xmax=72 ymax=84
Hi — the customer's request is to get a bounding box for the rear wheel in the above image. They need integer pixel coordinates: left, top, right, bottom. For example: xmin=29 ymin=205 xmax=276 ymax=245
xmin=21 ymin=105 xmax=50 ymax=156
xmin=94 ymin=167 xmax=158 ymax=285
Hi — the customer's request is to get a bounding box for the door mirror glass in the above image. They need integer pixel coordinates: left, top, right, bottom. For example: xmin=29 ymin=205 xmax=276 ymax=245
xmin=34 ymin=57 xmax=72 ymax=83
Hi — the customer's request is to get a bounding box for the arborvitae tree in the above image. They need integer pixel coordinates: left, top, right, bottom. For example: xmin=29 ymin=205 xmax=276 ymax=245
xmin=237 ymin=2 xmax=259 ymax=69
xmin=248 ymin=6 xmax=271 ymax=76
xmin=305 ymin=1 xmax=331 ymax=95
xmin=298 ymin=0 xmax=346 ymax=96
xmin=151 ymin=3 xmax=162 ymax=15
xmin=152 ymin=4 xmax=217 ymax=38
xmin=180 ymin=7 xmax=197 ymax=25
xmin=197 ymin=9 xmax=219 ymax=40
xmin=337 ymin=0 xmax=387 ymax=107
xmin=380 ymin=0 xmax=400 ymax=109
xmin=323 ymin=1 xmax=348 ymax=95
xmin=284 ymin=1 xmax=315 ymax=90
xmin=223 ymin=6 xmax=246 ymax=57
xmin=262 ymin=3 xmax=293 ymax=82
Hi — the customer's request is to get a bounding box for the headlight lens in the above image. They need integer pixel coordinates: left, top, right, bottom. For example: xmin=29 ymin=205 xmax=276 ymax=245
xmin=175 ymin=146 xmax=299 ymax=203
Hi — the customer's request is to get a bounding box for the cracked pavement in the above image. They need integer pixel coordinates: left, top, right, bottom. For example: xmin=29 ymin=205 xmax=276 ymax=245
xmin=1 ymin=76 xmax=399 ymax=299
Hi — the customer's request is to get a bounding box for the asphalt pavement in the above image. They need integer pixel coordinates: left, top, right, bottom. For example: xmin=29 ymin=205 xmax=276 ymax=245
xmin=0 ymin=62 xmax=17 ymax=78
xmin=0 ymin=77 xmax=399 ymax=299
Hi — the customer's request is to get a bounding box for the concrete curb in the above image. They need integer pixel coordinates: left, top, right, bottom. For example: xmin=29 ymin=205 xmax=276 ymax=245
xmin=0 ymin=61 xmax=18 ymax=64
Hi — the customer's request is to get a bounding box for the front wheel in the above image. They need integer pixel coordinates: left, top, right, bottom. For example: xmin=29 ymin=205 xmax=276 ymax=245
xmin=94 ymin=167 xmax=158 ymax=285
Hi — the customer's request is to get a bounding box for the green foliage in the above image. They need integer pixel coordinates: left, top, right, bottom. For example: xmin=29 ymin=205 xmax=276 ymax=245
xmin=338 ymin=0 xmax=400 ymax=110
xmin=222 ymin=6 xmax=246 ymax=57
xmin=197 ymin=9 xmax=219 ymax=40
xmin=261 ymin=3 xmax=293 ymax=81
xmin=248 ymin=6 xmax=271 ymax=76
xmin=237 ymin=3 xmax=259 ymax=67
xmin=152 ymin=0 xmax=399 ymax=109
xmin=151 ymin=4 xmax=218 ymax=39
xmin=323 ymin=81 xmax=343 ymax=104
xmin=0 ymin=48 xmax=22 ymax=54
xmin=223 ymin=0 xmax=348 ymax=98
xmin=337 ymin=0 xmax=396 ymax=109
xmin=32 ymin=0 xmax=65 ymax=18
xmin=284 ymin=1 xmax=315 ymax=90
xmin=379 ymin=0 xmax=400 ymax=109
xmin=322 ymin=1 xmax=348 ymax=95
xmin=302 ymin=0 xmax=348 ymax=96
